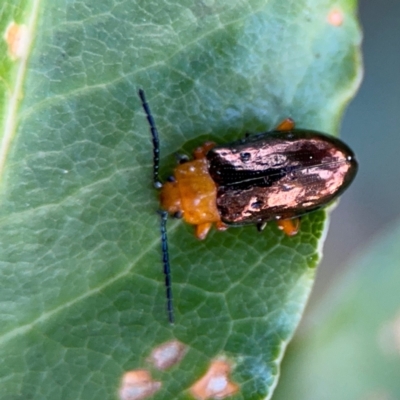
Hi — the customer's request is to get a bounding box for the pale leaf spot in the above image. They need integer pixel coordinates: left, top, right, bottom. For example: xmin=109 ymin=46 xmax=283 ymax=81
xmin=378 ymin=311 xmax=400 ymax=355
xmin=148 ymin=340 xmax=187 ymax=370
xmin=362 ymin=390 xmax=394 ymax=400
xmin=118 ymin=370 xmax=161 ymax=400
xmin=327 ymin=9 xmax=344 ymax=26
xmin=4 ymin=22 xmax=29 ymax=60
xmin=190 ymin=359 xmax=239 ymax=400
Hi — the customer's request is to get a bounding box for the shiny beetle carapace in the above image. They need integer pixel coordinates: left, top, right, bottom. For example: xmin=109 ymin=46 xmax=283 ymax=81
xmin=138 ymin=89 xmax=358 ymax=323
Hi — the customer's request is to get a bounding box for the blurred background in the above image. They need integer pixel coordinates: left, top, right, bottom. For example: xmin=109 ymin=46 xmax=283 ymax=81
xmin=272 ymin=3 xmax=400 ymax=398
xmin=310 ymin=0 xmax=400 ymax=302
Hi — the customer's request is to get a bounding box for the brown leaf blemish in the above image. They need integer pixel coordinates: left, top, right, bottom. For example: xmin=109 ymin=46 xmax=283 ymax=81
xmin=190 ymin=359 xmax=239 ymax=400
xmin=327 ymin=8 xmax=344 ymax=26
xmin=148 ymin=340 xmax=187 ymax=370
xmin=118 ymin=370 xmax=161 ymax=400
xmin=4 ymin=22 xmax=29 ymax=59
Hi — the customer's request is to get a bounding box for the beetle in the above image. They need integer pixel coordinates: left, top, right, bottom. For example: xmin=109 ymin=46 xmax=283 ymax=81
xmin=138 ymin=89 xmax=358 ymax=323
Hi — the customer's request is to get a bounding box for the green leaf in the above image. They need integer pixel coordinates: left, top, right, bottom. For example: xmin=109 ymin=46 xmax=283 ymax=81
xmin=272 ymin=221 xmax=400 ymax=400
xmin=0 ymin=0 xmax=361 ymax=399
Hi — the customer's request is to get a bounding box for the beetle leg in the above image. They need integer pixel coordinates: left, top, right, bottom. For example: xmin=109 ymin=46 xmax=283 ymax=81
xmin=167 ymin=175 xmax=176 ymax=182
xmin=276 ymin=218 xmax=300 ymax=236
xmin=193 ymin=141 xmax=216 ymax=159
xmin=175 ymin=153 xmax=189 ymax=164
xmin=275 ymin=118 xmax=295 ymax=131
xmin=173 ymin=211 xmax=183 ymax=219
xmin=257 ymin=221 xmax=267 ymax=232
xmin=195 ymin=222 xmax=213 ymax=240
xmin=216 ymin=221 xmax=228 ymax=231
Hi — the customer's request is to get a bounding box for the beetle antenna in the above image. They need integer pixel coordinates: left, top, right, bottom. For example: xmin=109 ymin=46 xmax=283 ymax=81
xmin=158 ymin=210 xmax=174 ymax=324
xmin=139 ymin=90 xmax=174 ymax=324
xmin=138 ymin=89 xmax=162 ymax=188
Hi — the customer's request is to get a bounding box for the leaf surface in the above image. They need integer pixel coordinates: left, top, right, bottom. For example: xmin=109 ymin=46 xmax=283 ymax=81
xmin=0 ymin=0 xmax=361 ymax=399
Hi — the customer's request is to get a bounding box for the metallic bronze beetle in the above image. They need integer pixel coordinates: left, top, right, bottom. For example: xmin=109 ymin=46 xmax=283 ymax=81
xmin=139 ymin=89 xmax=358 ymax=323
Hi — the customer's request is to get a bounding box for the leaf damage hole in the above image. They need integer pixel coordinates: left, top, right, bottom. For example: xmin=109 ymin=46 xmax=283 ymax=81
xmin=148 ymin=339 xmax=187 ymax=370
xmin=190 ymin=359 xmax=239 ymax=400
xmin=4 ymin=22 xmax=29 ymax=59
xmin=118 ymin=370 xmax=161 ymax=400
xmin=327 ymin=8 xmax=344 ymax=26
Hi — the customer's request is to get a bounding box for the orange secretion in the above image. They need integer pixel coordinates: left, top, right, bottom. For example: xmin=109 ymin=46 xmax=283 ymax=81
xmin=159 ymin=180 xmax=181 ymax=215
xmin=276 ymin=218 xmax=300 ymax=236
xmin=175 ymin=159 xmax=220 ymax=224
xmin=160 ymin=157 xmax=221 ymax=239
